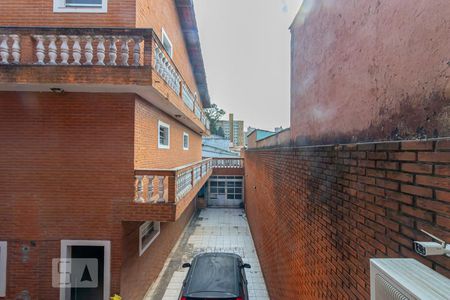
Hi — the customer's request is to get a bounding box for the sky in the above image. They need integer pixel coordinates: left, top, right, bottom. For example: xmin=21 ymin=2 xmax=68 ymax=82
xmin=193 ymin=0 xmax=303 ymax=131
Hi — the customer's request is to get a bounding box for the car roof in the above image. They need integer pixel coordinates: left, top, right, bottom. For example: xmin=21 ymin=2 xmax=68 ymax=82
xmin=184 ymin=253 xmax=243 ymax=298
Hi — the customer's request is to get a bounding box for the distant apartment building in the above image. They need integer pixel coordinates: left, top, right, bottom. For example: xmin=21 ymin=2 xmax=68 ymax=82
xmin=0 ymin=1 xmax=212 ymax=299
xmin=217 ymin=113 xmax=245 ymax=146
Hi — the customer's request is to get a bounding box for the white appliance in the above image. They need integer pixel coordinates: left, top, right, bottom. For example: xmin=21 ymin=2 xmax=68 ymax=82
xmin=370 ymin=258 xmax=450 ymax=300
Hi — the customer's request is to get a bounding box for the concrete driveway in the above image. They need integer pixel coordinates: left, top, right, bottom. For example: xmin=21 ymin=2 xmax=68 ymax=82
xmin=144 ymin=208 xmax=269 ymax=300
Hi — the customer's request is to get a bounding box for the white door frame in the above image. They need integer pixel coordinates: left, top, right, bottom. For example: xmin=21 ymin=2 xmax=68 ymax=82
xmin=60 ymin=240 xmax=111 ymax=300
xmin=0 ymin=241 xmax=7 ymax=297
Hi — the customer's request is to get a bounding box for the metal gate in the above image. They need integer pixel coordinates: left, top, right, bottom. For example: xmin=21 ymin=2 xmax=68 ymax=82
xmin=207 ymin=175 xmax=244 ymax=207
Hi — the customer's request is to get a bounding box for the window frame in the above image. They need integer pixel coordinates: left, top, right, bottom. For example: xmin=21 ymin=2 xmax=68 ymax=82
xmin=139 ymin=221 xmax=161 ymax=256
xmin=53 ymin=0 xmax=108 ymax=13
xmin=0 ymin=242 xmax=6 ymax=297
xmin=183 ymin=132 xmax=189 ymax=150
xmin=161 ymin=28 xmax=174 ymax=58
xmin=158 ymin=120 xmax=170 ymax=149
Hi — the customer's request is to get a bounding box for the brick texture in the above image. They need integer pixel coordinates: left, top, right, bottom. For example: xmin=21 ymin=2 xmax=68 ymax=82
xmin=120 ymin=200 xmax=196 ymax=300
xmin=244 ymin=139 xmax=450 ymax=299
xmin=0 ymin=91 xmax=202 ymax=299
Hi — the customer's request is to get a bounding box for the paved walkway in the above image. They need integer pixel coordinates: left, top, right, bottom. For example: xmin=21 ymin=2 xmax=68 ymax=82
xmin=144 ymin=208 xmax=270 ymax=300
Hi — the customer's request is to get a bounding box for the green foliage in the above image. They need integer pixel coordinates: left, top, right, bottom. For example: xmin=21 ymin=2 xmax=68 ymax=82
xmin=204 ymin=103 xmax=226 ymax=136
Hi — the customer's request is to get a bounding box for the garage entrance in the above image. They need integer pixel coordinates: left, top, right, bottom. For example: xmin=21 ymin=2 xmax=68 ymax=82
xmin=207 ymin=176 xmax=244 ymax=207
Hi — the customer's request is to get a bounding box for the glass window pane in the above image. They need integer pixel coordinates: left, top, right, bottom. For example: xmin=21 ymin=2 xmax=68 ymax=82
xmin=235 ymin=188 xmax=242 ymax=194
xmin=235 ymin=194 xmax=242 ymax=199
xmin=218 ymin=188 xmax=225 ymax=193
xmin=227 ymin=194 xmax=235 ymax=200
xmin=227 ymin=188 xmax=234 ymax=194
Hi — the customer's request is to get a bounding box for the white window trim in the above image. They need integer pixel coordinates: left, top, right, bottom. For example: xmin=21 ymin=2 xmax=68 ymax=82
xmin=139 ymin=221 xmax=161 ymax=256
xmin=183 ymin=132 xmax=189 ymax=150
xmin=161 ymin=28 xmax=174 ymax=58
xmin=53 ymin=0 xmax=108 ymax=13
xmin=158 ymin=120 xmax=170 ymax=149
xmin=59 ymin=240 xmax=111 ymax=300
xmin=0 ymin=242 xmax=6 ymax=297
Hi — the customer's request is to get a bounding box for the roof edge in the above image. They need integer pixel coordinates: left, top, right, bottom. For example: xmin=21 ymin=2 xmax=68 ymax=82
xmin=175 ymin=0 xmax=211 ymax=108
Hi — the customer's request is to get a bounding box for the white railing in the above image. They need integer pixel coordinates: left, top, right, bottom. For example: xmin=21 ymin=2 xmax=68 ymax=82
xmin=212 ymin=158 xmax=244 ymax=168
xmin=134 ymin=158 xmax=212 ymax=204
xmin=193 ymin=166 xmax=201 ymax=185
xmin=182 ymin=82 xmax=195 ymax=111
xmin=0 ymin=33 xmax=145 ymax=66
xmin=0 ymin=27 xmax=211 ymax=131
xmin=176 ymin=169 xmax=193 ymax=201
xmin=154 ymin=46 xmax=181 ymax=95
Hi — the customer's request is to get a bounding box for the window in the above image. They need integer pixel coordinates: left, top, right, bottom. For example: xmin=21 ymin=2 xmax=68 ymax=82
xmin=158 ymin=121 xmax=170 ymax=149
xmin=139 ymin=221 xmax=160 ymax=256
xmin=53 ymin=0 xmax=107 ymax=13
xmin=183 ymin=132 xmax=189 ymax=150
xmin=161 ymin=28 xmax=173 ymax=58
xmin=0 ymin=242 xmax=6 ymax=297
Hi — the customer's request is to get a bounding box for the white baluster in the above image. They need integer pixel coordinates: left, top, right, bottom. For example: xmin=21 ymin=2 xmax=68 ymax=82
xmin=83 ymin=35 xmax=93 ymax=65
xmin=108 ymin=36 xmax=118 ymax=66
xmin=70 ymin=36 xmax=81 ymax=65
xmin=147 ymin=175 xmax=154 ymax=202
xmin=132 ymin=36 xmax=141 ymax=66
xmin=120 ymin=37 xmax=130 ymax=66
xmin=135 ymin=176 xmax=144 ymax=202
xmin=10 ymin=35 xmax=20 ymax=64
xmin=47 ymin=35 xmax=57 ymax=65
xmin=157 ymin=176 xmax=165 ymax=203
xmin=155 ymin=48 xmax=162 ymax=72
xmin=59 ymin=35 xmax=69 ymax=65
xmin=33 ymin=35 xmax=46 ymax=65
xmin=0 ymin=35 xmax=9 ymax=64
xmin=95 ymin=35 xmax=105 ymax=66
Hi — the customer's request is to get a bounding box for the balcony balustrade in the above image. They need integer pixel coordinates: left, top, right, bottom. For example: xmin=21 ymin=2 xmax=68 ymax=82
xmin=211 ymin=158 xmax=244 ymax=168
xmin=134 ymin=158 xmax=212 ymax=204
xmin=0 ymin=27 xmax=210 ymax=131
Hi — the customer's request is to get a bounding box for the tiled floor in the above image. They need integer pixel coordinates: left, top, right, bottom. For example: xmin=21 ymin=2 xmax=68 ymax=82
xmin=144 ymin=208 xmax=270 ymax=300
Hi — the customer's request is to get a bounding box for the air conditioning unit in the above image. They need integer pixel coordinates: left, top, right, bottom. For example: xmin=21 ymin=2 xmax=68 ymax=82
xmin=370 ymin=259 xmax=450 ymax=300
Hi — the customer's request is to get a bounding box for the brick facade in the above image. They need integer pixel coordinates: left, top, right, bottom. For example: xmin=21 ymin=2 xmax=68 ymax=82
xmin=245 ymin=139 xmax=450 ymax=299
xmin=134 ymin=96 xmax=202 ymax=169
xmin=0 ymin=91 xmax=202 ymax=298
xmin=120 ymin=200 xmax=196 ymax=300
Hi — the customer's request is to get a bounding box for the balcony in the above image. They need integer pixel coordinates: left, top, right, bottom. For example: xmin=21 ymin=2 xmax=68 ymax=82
xmin=211 ymin=158 xmax=245 ymax=176
xmin=124 ymin=158 xmax=212 ymax=222
xmin=0 ymin=27 xmax=210 ymax=133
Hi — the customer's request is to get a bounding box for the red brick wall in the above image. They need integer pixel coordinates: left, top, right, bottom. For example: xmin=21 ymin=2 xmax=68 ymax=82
xmin=0 ymin=0 xmax=136 ymax=27
xmin=0 ymin=91 xmax=135 ymax=299
xmin=245 ymin=139 xmax=450 ymax=299
xmin=136 ymin=0 xmax=201 ymax=99
xmin=0 ymin=0 xmax=203 ymax=110
xmin=120 ymin=199 xmax=196 ymax=300
xmin=134 ymin=96 xmax=202 ymax=169
xmin=291 ymin=0 xmax=450 ymax=145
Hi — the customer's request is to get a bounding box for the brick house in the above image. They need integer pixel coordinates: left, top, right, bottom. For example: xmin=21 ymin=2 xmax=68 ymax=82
xmin=245 ymin=0 xmax=450 ymax=299
xmin=0 ymin=0 xmax=213 ymax=299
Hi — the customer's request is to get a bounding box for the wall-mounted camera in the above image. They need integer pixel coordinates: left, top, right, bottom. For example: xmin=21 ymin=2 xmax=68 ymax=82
xmin=414 ymin=229 xmax=450 ymax=257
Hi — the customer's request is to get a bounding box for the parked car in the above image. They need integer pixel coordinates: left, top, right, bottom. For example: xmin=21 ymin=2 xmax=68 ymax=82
xmin=179 ymin=252 xmax=251 ymax=300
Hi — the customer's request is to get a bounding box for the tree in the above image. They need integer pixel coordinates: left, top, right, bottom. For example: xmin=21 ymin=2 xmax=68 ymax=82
xmin=204 ymin=103 xmax=226 ymax=136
